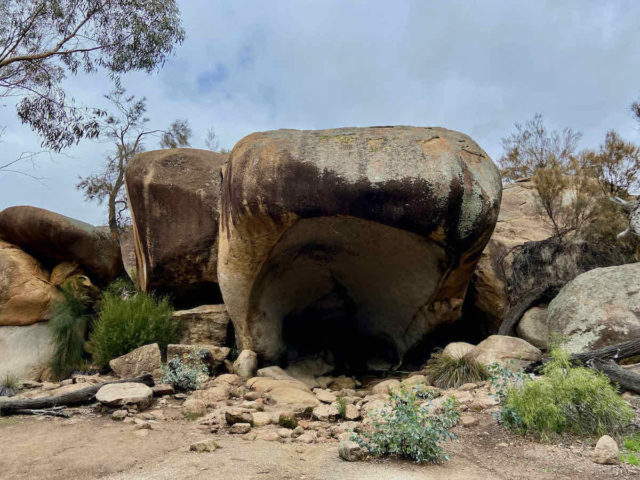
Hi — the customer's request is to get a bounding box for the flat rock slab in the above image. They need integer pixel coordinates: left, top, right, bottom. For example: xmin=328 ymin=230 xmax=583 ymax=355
xmin=95 ymin=383 xmax=153 ymax=410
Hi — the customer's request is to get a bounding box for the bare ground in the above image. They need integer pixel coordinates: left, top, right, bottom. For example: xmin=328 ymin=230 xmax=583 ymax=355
xmin=1 ymin=410 xmax=638 ymax=480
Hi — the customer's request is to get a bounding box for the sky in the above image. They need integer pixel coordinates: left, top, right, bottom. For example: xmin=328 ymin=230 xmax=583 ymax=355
xmin=1 ymin=0 xmax=640 ymax=225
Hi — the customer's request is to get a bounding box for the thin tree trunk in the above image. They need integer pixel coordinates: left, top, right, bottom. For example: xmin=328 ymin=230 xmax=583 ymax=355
xmin=0 ymin=374 xmax=154 ymax=416
xmin=571 ymin=338 xmax=640 ymax=363
xmin=591 ymin=359 xmax=640 ymax=394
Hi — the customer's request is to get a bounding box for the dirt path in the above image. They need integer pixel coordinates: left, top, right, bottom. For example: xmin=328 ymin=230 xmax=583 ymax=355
xmin=1 ymin=413 xmax=637 ymax=480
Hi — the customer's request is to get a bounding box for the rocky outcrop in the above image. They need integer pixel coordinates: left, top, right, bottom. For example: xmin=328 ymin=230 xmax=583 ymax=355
xmin=464 ymin=335 xmax=541 ymax=371
xmin=0 ymin=240 xmax=59 ymax=326
xmin=0 ymin=323 xmax=54 ymax=380
xmin=218 ymin=127 xmax=502 ymax=369
xmin=548 ymin=263 xmax=640 ymax=354
xmin=0 ymin=206 xmax=122 ymax=283
xmin=124 ymin=148 xmax=227 ymax=300
xmin=172 ymin=304 xmax=230 ymax=346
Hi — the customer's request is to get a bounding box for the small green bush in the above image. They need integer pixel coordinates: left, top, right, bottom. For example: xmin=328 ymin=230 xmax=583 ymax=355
xmin=49 ymin=283 xmax=92 ymax=379
xmin=496 ymin=348 xmax=634 ymax=437
xmin=89 ymin=292 xmax=179 ymax=367
xmin=337 ymin=396 xmax=347 ymax=419
xmin=353 ymin=385 xmax=459 ymax=463
xmin=278 ymin=414 xmax=297 ymax=429
xmin=103 ymin=276 xmax=137 ymax=298
xmin=161 ymin=352 xmax=208 ymax=391
xmin=0 ymin=373 xmax=20 ymax=397
xmin=425 ymin=353 xmax=489 ymax=389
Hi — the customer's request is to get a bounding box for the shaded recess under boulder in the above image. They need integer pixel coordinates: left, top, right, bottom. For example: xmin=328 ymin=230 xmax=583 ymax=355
xmin=125 ymin=148 xmax=227 ymax=307
xmin=218 ymin=126 xmax=502 ymax=372
xmin=0 ymin=206 xmax=122 ymax=283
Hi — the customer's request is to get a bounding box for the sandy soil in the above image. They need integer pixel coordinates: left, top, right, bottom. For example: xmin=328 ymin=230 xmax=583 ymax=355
xmin=1 ymin=410 xmax=638 ymax=480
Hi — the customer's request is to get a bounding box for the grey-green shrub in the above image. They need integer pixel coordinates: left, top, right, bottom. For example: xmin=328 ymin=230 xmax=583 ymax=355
xmin=425 ymin=352 xmax=489 ymax=389
xmin=160 ymin=351 xmax=208 ymax=390
xmin=495 ymin=348 xmax=635 ymax=437
xmin=89 ymin=292 xmax=179 ymax=367
xmin=352 ymin=385 xmax=459 ymax=463
xmin=49 ymin=283 xmax=92 ymax=379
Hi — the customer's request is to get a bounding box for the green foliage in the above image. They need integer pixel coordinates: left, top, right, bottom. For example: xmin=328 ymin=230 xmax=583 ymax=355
xmin=494 ymin=349 xmax=634 ymax=438
xmin=353 ymin=385 xmax=459 ymax=464
xmin=337 ymin=396 xmax=347 ymax=419
xmin=0 ymin=373 xmax=20 ymax=397
xmin=161 ymin=351 xmax=208 ymax=391
xmin=103 ymin=276 xmax=137 ymax=298
xmin=425 ymin=353 xmax=489 ymax=389
xmin=278 ymin=414 xmax=298 ymax=429
xmin=620 ymin=434 xmax=640 ymax=465
xmin=49 ymin=283 xmax=92 ymax=380
xmin=89 ymin=292 xmax=179 ymax=367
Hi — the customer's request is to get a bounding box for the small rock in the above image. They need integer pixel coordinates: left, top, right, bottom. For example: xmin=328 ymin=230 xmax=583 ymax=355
xmin=190 ymin=439 xmax=218 ymax=453
xmin=591 ymin=435 xmax=619 ymax=465
xmin=95 ymin=383 xmax=153 ymax=410
xmin=371 ymin=379 xmax=400 ymax=395
xmin=134 ymin=421 xmax=152 ymax=430
xmin=225 ymin=408 xmax=252 ymax=425
xmin=327 ymin=376 xmax=357 ymax=391
xmin=257 ymin=431 xmax=280 ymax=442
xmin=60 ymin=379 xmax=74 ymax=386
xmin=182 ymin=398 xmax=207 ymax=418
xmin=344 ymin=404 xmax=361 ymax=421
xmin=339 ymin=440 xmax=364 ymax=461
xmin=314 ymin=388 xmax=337 ymax=403
xmin=229 ymin=422 xmax=252 ymax=434
xmin=401 ymin=375 xmax=429 ymax=388
xmin=292 ymin=425 xmax=305 ymax=438
xmin=109 ymin=343 xmax=162 ymax=378
xmin=277 ymin=428 xmax=292 ymax=438
xmin=296 ymin=431 xmax=318 ymax=444
xmin=251 ymin=411 xmax=272 ymax=427
xmin=312 ymin=404 xmax=340 ymax=421
xmin=111 ymin=409 xmax=128 ymax=421
xmin=151 ymin=384 xmax=175 ymax=396
xmin=233 ymin=350 xmax=258 ymax=380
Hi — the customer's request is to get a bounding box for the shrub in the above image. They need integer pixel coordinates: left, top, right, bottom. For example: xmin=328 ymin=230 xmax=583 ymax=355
xmin=424 ymin=353 xmax=489 ymax=389
xmin=495 ymin=349 xmax=634 ymax=438
xmin=0 ymin=373 xmax=20 ymax=397
xmin=352 ymin=385 xmax=459 ymax=463
xmin=49 ymin=282 xmax=92 ymax=379
xmin=160 ymin=351 xmax=208 ymax=391
xmin=337 ymin=396 xmax=347 ymax=419
xmin=278 ymin=414 xmax=297 ymax=429
xmin=103 ymin=276 xmax=137 ymax=298
xmin=89 ymin=292 xmax=179 ymax=367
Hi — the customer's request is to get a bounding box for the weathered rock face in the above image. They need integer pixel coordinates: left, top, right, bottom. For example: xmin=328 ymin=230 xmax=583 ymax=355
xmin=548 ymin=263 xmax=640 ymax=354
xmin=0 ymin=240 xmax=59 ymax=326
xmin=516 ymin=306 xmax=549 ymax=350
xmin=0 ymin=206 xmax=122 ymax=283
xmin=219 ymin=127 xmax=502 ymax=369
xmin=108 ymin=343 xmax=162 ymax=378
xmin=465 ymin=178 xmax=553 ymax=331
xmin=125 ymin=148 xmax=227 ymax=302
xmin=0 ymin=323 xmax=54 ymax=380
xmin=172 ymin=304 xmax=230 ymax=346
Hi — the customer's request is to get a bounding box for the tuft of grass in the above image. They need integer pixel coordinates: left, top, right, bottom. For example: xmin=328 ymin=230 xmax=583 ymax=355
xmin=337 ymin=396 xmax=347 ymax=419
xmin=0 ymin=373 xmax=20 ymax=397
xmin=278 ymin=414 xmax=297 ymax=429
xmin=620 ymin=434 xmax=640 ymax=465
xmin=424 ymin=353 xmax=489 ymax=389
xmin=498 ymin=348 xmax=635 ymax=438
xmin=49 ymin=282 xmax=92 ymax=380
xmin=89 ymin=291 xmax=179 ymax=367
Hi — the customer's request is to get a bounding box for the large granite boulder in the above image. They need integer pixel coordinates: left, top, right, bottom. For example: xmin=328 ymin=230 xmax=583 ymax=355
xmin=0 ymin=240 xmax=59 ymax=326
xmin=0 ymin=323 xmax=54 ymax=380
xmin=465 ymin=178 xmax=553 ymax=331
xmin=218 ymin=127 xmax=502 ymax=369
xmin=0 ymin=206 xmax=122 ymax=283
xmin=125 ymin=148 xmax=227 ymax=301
xmin=548 ymin=263 xmax=640 ymax=354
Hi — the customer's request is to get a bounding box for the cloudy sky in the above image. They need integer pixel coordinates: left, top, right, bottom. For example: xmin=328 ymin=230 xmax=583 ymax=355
xmin=1 ymin=0 xmax=639 ymax=225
